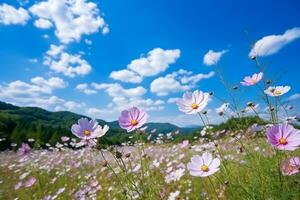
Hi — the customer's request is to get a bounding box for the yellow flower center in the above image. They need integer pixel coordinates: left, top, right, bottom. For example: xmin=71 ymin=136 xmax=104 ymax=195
xmin=131 ymin=119 xmax=138 ymax=126
xmin=201 ymin=165 xmax=209 ymax=172
xmin=279 ymin=138 xmax=287 ymax=145
xmin=287 ymin=165 xmax=297 ymax=172
xmin=84 ymin=130 xmax=91 ymax=136
xmin=191 ymin=103 xmax=199 ymax=109
xmin=273 ymin=90 xmax=282 ymax=96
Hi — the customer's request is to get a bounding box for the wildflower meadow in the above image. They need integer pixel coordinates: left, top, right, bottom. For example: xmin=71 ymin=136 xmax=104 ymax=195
xmin=0 ymin=0 xmax=300 ymax=200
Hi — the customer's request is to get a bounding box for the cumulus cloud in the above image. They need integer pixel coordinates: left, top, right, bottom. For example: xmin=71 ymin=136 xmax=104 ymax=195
xmin=249 ymin=27 xmax=300 ymax=58
xmin=150 ymin=76 xmax=190 ymax=96
xmin=33 ymin=18 xmax=52 ymax=29
xmin=150 ymin=69 xmax=214 ymax=96
xmin=110 ymin=69 xmax=143 ymax=83
xmin=74 ymin=82 xmax=165 ymax=119
xmin=29 ymin=0 xmax=109 ymax=44
xmin=167 ymin=97 xmax=180 ymax=104
xmin=76 ymin=83 xmax=97 ymax=95
xmin=0 ymin=77 xmax=81 ymax=111
xmin=44 ymin=44 xmax=92 ymax=77
xmin=287 ymin=93 xmax=300 ymax=101
xmin=91 ymin=83 xmax=147 ymax=98
xmin=203 ymin=49 xmax=227 ymax=66
xmin=109 ymin=48 xmax=180 ymax=83
xmin=0 ymin=3 xmax=30 ymax=25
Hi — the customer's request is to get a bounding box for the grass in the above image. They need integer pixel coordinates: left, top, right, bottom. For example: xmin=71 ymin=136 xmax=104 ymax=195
xmin=0 ymin=133 xmax=300 ymax=200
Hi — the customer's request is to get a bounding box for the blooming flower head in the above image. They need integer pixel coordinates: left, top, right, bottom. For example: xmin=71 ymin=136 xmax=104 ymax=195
xmin=61 ymin=136 xmax=70 ymax=142
xmin=187 ymin=152 xmax=220 ymax=177
xmin=264 ymin=86 xmax=291 ymax=97
xmin=177 ymin=90 xmax=210 ymax=114
xmin=281 ymin=156 xmax=300 ymax=176
xmin=17 ymin=143 xmax=31 ymax=156
xmin=240 ymin=72 xmax=263 ymax=86
xmin=71 ymin=118 xmax=109 ymax=140
xmin=179 ymin=140 xmax=189 ymax=148
xmin=119 ymin=107 xmax=148 ymax=132
xmin=24 ymin=177 xmax=36 ymax=188
xmin=266 ymin=123 xmax=300 ymax=151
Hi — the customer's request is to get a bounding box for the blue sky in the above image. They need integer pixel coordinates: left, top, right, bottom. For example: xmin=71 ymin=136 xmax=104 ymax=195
xmin=0 ymin=0 xmax=299 ymax=127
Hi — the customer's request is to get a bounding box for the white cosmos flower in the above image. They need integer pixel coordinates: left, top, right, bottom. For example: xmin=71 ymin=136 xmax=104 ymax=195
xmin=177 ymin=90 xmax=210 ymax=114
xmin=187 ymin=152 xmax=220 ymax=177
xmin=264 ymin=86 xmax=291 ymax=97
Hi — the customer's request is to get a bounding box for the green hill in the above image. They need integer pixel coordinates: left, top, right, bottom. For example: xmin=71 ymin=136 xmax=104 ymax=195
xmin=0 ymin=101 xmax=198 ymax=150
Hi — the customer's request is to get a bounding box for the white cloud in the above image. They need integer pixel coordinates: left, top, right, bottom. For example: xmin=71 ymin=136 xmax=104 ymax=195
xmin=75 ymin=82 xmax=165 ymax=119
xmin=76 ymin=83 xmax=97 ymax=95
xmin=44 ymin=44 xmax=92 ymax=77
xmin=151 ymin=69 xmax=214 ymax=96
xmin=128 ymin=48 xmax=180 ymax=77
xmin=0 ymin=3 xmax=30 ymax=25
xmin=249 ymin=27 xmax=300 ymax=58
xmin=92 ymin=83 xmax=147 ymax=98
xmin=167 ymin=97 xmax=180 ymax=104
xmin=46 ymin=44 xmax=65 ymax=57
xmin=109 ymin=69 xmax=143 ymax=83
xmin=109 ymin=48 xmax=180 ymax=83
xmin=29 ymin=0 xmax=109 ymax=44
xmin=180 ymin=71 xmax=215 ymax=84
xmin=151 ymin=76 xmax=190 ymax=96
xmin=287 ymin=93 xmax=300 ymax=101
xmin=33 ymin=18 xmax=53 ymax=29
xmin=203 ymin=49 xmax=227 ymax=66
xmin=0 ymin=77 xmax=78 ymax=111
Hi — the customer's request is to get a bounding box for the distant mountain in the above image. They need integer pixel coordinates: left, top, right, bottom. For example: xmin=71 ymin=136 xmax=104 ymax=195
xmin=0 ymin=101 xmax=198 ymax=150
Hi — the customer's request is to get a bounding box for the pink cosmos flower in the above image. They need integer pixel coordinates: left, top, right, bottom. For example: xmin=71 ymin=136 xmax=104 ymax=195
xmin=281 ymin=157 xmax=300 ymax=176
xmin=240 ymin=72 xmax=263 ymax=86
xmin=118 ymin=107 xmax=148 ymax=132
xmin=14 ymin=181 xmax=22 ymax=190
xmin=71 ymin=118 xmax=109 ymax=140
xmin=266 ymin=123 xmax=300 ymax=151
xmin=17 ymin=143 xmax=31 ymax=156
xmin=24 ymin=177 xmax=36 ymax=188
xmin=187 ymin=152 xmax=221 ymax=177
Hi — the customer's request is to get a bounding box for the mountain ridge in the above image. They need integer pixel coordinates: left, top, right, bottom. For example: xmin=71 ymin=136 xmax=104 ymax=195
xmin=0 ymin=101 xmax=198 ymax=150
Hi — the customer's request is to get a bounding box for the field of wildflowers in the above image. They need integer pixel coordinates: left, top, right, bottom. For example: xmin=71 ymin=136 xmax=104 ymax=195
xmin=1 ymin=56 xmax=300 ymax=200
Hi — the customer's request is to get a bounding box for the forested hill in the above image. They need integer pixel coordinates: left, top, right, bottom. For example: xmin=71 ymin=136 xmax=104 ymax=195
xmin=0 ymin=101 xmax=198 ymax=150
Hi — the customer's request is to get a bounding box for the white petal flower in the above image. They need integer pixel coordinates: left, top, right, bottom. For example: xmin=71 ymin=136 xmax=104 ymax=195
xmin=177 ymin=90 xmax=210 ymax=114
xmin=264 ymin=86 xmax=291 ymax=97
xmin=187 ymin=152 xmax=221 ymax=177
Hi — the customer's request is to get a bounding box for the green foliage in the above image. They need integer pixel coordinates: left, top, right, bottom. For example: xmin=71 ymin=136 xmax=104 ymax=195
xmin=212 ymin=116 xmax=265 ymax=132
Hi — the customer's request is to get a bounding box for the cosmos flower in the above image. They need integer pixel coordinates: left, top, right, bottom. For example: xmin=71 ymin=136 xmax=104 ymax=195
xmin=177 ymin=90 xmax=210 ymax=114
xmin=187 ymin=152 xmax=221 ymax=177
xmin=179 ymin=140 xmax=189 ymax=148
xmin=71 ymin=118 xmax=109 ymax=140
xmin=281 ymin=156 xmax=300 ymax=176
xmin=264 ymin=86 xmax=291 ymax=97
xmin=61 ymin=136 xmax=70 ymax=142
xmin=266 ymin=123 xmax=300 ymax=151
xmin=14 ymin=181 xmax=22 ymax=190
xmin=118 ymin=107 xmax=148 ymax=132
xmin=17 ymin=143 xmax=31 ymax=156
xmin=24 ymin=177 xmax=36 ymax=188
xmin=240 ymin=72 xmax=263 ymax=86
